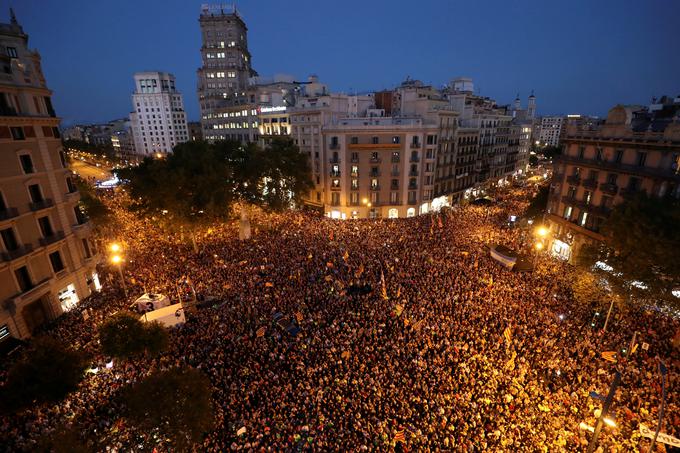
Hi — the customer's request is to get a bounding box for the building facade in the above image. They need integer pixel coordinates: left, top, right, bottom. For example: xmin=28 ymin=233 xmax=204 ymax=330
xmin=0 ymin=11 xmax=100 ymax=339
xmin=197 ymin=4 xmax=256 ymax=140
xmin=188 ymin=121 xmax=203 ymax=141
xmin=545 ymin=100 xmax=680 ymax=261
xmin=129 ymin=71 xmax=189 ymax=157
xmin=538 ymin=116 xmax=564 ymax=147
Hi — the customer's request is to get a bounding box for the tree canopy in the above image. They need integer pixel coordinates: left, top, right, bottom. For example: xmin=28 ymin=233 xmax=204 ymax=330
xmin=74 ymin=175 xmax=111 ymax=229
xmin=98 ymin=312 xmax=169 ymax=359
xmin=1 ymin=337 xmax=89 ymax=413
xmin=116 ymin=138 xmax=312 ymax=229
xmin=123 ymin=367 xmax=213 ymax=450
xmin=578 ymin=191 xmax=680 ymax=304
xmin=524 ymin=185 xmax=549 ymax=221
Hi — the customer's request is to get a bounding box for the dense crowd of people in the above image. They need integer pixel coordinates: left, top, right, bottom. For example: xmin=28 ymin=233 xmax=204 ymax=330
xmin=1 ymin=186 xmax=678 ymax=452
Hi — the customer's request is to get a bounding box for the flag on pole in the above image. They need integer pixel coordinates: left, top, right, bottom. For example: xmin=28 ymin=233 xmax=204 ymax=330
xmin=601 ymin=351 xmax=617 ymax=363
xmin=395 ymin=304 xmax=404 ymax=317
xmin=256 ymin=326 xmax=266 ymax=337
xmin=295 ymin=311 xmax=303 ymax=323
xmin=265 ymin=282 xmax=274 ymax=288
xmin=394 ymin=429 xmax=405 ymax=443
xmin=380 ymin=270 xmax=389 ymax=300
xmin=503 ymin=326 xmax=512 ymax=346
xmin=342 ymin=250 xmax=349 ymax=263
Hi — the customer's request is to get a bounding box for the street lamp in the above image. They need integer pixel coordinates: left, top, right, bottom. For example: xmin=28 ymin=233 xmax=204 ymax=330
xmin=533 ymin=242 xmax=543 ymax=270
xmin=109 ymin=243 xmax=128 ymax=298
xmin=536 ymin=226 xmax=548 ymax=238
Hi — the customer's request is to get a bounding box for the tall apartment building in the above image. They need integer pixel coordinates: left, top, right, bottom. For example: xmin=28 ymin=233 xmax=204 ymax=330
xmin=129 ymin=71 xmax=189 ymax=157
xmin=197 ymin=4 xmax=256 ymax=140
xmin=0 ymin=11 xmax=100 ymax=339
xmin=538 ymin=116 xmax=564 ymax=147
xmin=290 ymin=83 xmax=373 ymax=210
xmin=546 ymin=98 xmax=680 ymax=261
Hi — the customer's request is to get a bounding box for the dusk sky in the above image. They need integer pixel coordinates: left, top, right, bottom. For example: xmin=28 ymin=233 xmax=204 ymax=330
xmin=11 ymin=0 xmax=680 ymax=125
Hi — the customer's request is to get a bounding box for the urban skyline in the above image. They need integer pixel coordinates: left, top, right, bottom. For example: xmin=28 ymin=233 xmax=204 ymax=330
xmin=11 ymin=0 xmax=680 ymax=124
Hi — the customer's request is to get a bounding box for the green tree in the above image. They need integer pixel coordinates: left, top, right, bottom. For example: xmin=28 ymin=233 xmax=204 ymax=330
xmin=524 ymin=185 xmax=549 ymax=221
xmin=117 ymin=139 xmax=313 ymax=248
xmin=0 ymin=337 xmax=89 ymax=413
xmin=98 ymin=312 xmax=169 ymax=359
xmin=73 ymin=175 xmax=111 ymax=229
xmin=571 ymin=268 xmax=609 ymax=307
xmin=540 ymin=145 xmax=562 ymax=160
xmin=117 ymin=141 xmax=237 ymax=251
xmin=578 ymin=192 xmax=680 ymax=304
xmin=123 ymin=367 xmax=213 ymax=450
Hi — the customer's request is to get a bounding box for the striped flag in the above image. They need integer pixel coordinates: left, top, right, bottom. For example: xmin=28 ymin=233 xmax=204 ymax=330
xmin=601 ymin=351 xmax=617 ymax=363
xmin=394 ymin=429 xmax=405 ymax=443
xmin=295 ymin=311 xmax=303 ymax=323
xmin=503 ymin=326 xmax=512 ymax=346
xmin=380 ymin=270 xmax=389 ymax=300
xmin=256 ymin=326 xmax=266 ymax=337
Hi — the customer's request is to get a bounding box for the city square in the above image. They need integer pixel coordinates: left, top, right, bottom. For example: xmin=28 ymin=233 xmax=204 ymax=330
xmin=0 ymin=1 xmax=678 ymax=452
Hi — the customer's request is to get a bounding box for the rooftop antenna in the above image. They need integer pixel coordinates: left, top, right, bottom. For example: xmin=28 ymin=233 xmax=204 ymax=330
xmin=9 ymin=7 xmax=17 ymax=24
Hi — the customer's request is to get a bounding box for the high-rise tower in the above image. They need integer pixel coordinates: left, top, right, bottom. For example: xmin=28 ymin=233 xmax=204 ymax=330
xmin=197 ymin=4 xmax=257 ymax=140
xmin=527 ymin=91 xmax=536 ymax=119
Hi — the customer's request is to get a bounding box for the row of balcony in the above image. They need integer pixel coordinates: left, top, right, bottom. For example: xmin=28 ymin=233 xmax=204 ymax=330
xmin=330 ymin=199 xmax=420 ymax=208
xmin=557 ymin=154 xmax=680 ymax=180
xmin=1 ymin=221 xmax=90 ymax=263
xmin=329 ymin=156 xmax=421 ymax=164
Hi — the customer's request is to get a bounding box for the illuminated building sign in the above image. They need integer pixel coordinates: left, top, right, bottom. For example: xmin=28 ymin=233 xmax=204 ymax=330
xmin=259 ymin=106 xmax=287 ymax=113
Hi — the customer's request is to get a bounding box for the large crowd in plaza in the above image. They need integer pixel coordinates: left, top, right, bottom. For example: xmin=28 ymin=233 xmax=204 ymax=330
xmin=1 ymin=186 xmax=678 ymax=452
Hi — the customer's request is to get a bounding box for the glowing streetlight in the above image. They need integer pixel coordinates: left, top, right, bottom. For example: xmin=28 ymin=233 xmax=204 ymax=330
xmin=536 ymin=226 xmax=548 ymax=237
xmin=109 ymin=248 xmax=128 ymax=298
xmin=535 ymin=242 xmax=544 ymax=251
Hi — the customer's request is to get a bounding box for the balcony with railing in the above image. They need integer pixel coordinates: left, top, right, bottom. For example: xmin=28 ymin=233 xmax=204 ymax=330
xmin=39 ymin=231 xmax=65 ymax=247
xmin=1 ymin=244 xmax=34 ymax=262
xmin=370 ymin=184 xmax=381 ymax=191
xmin=408 ymin=183 xmax=418 ymax=190
xmin=369 ymin=171 xmax=381 ymax=177
xmin=410 ymin=141 xmax=421 ymax=149
xmin=369 ymin=156 xmax=382 ymax=163
xmin=409 ymin=170 xmax=419 ymax=177
xmin=582 ymin=179 xmax=598 ymax=190
xmin=329 ymin=157 xmax=341 ymax=164
xmin=29 ymin=198 xmax=53 ymax=212
xmin=409 ymin=155 xmax=420 ymax=163
xmin=599 ymin=183 xmax=618 ymax=195
xmin=391 ymin=155 xmax=400 ymax=163
xmin=330 ymin=170 xmax=341 ymax=177
xmin=329 ymin=143 xmax=340 ymax=150
xmin=391 ymin=170 xmax=400 ymax=177
xmin=566 ymin=175 xmax=581 ymax=186
xmin=0 ymin=207 xmax=20 ymax=221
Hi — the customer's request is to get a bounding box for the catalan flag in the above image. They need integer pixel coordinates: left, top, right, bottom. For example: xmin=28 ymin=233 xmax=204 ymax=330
xmin=394 ymin=429 xmax=405 ymax=443
xmin=295 ymin=311 xmax=303 ymax=323
xmin=256 ymin=326 xmax=266 ymax=338
xmin=395 ymin=304 xmax=404 ymax=317
xmin=342 ymin=250 xmax=349 ymax=263
xmin=380 ymin=270 xmax=389 ymax=300
xmin=503 ymin=326 xmax=512 ymax=346
xmin=601 ymin=351 xmax=617 ymax=363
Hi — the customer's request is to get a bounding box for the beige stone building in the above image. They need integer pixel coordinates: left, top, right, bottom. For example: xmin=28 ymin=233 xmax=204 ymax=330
xmin=0 ymin=12 xmax=99 ymax=339
xmin=546 ymin=99 xmax=680 ymax=261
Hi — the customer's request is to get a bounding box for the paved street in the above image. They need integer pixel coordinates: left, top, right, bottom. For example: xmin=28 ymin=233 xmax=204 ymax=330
xmin=69 ymin=159 xmax=112 ymax=181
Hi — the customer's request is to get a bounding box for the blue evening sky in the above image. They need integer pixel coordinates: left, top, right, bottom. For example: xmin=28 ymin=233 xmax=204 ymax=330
xmin=9 ymin=0 xmax=680 ymax=124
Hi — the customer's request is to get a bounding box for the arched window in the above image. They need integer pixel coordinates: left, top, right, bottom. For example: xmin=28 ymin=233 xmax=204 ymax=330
xmin=388 ymin=208 xmax=398 ymax=219
xmin=407 ymin=208 xmax=415 ymax=218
